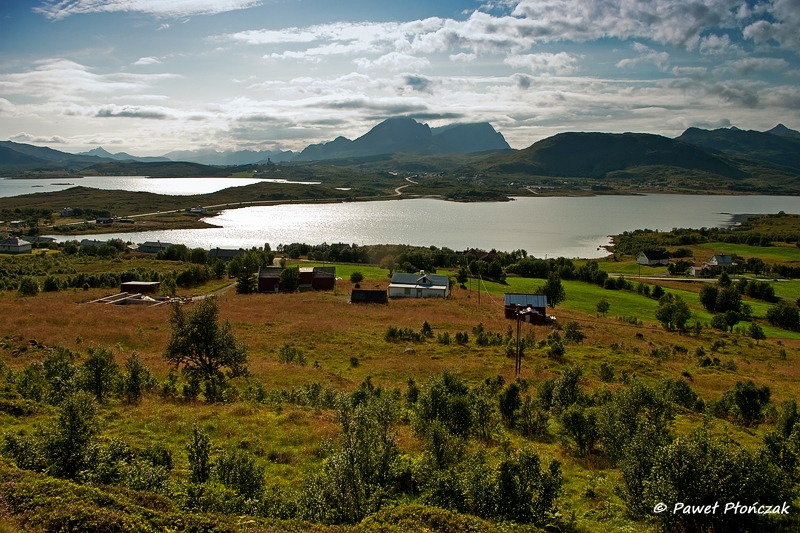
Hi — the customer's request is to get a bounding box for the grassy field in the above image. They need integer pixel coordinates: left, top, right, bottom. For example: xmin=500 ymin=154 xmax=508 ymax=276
xmin=1 ymin=256 xmax=799 ymax=532
xmin=698 ymin=242 xmax=800 ymax=262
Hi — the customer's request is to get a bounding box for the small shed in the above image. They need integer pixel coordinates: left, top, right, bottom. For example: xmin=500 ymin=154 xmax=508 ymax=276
xmin=0 ymin=237 xmax=32 ymax=254
xmin=504 ymin=293 xmax=547 ymax=323
xmin=121 ymin=281 xmax=161 ymax=294
xmin=351 ymin=289 xmax=388 ymax=304
xmin=258 ymin=266 xmax=283 ymax=293
xmin=637 ymin=251 xmax=670 ymax=266
xmin=388 ymin=271 xmax=450 ymax=298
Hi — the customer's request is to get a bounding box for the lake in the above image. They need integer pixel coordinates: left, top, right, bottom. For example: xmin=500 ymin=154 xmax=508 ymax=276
xmin=0 ymin=176 xmax=319 ymax=198
xmin=44 ymin=195 xmax=800 ymax=259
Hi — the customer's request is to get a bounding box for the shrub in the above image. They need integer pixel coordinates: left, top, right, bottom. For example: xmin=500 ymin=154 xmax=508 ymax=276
xmin=349 ymin=271 xmax=364 ymax=283
xmin=278 ymin=344 xmax=307 ymax=365
xmin=187 ymin=424 xmax=211 ymax=484
xmin=765 ymin=301 xmax=800 ymax=331
xmin=17 ymin=276 xmax=39 ymax=296
xmin=215 ymin=448 xmax=265 ymax=499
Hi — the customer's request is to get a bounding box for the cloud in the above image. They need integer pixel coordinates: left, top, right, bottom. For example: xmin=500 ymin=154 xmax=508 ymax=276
xmin=133 ymin=56 xmax=161 ymax=66
xmin=35 ymin=0 xmax=263 ymax=20
xmin=158 ymin=23 xmax=169 ymax=30
xmin=400 ymin=75 xmax=435 ymax=93
xmin=672 ymin=66 xmax=708 ymax=79
xmin=715 ymin=57 xmax=789 ymax=76
xmin=616 ymin=43 xmax=670 ymax=71
xmin=450 ymin=53 xmax=477 ymax=62
xmin=94 ymin=104 xmax=171 ymax=119
xmin=504 ymin=52 xmax=579 ymax=74
xmin=698 ymin=34 xmax=739 ymax=55
xmin=10 ymin=132 xmax=68 ymax=143
xmin=0 ymin=59 xmax=176 ymax=100
xmin=355 ymin=53 xmax=431 ymax=72
xmin=705 ymin=81 xmax=760 ymax=108
xmin=743 ymin=0 xmax=800 ymax=52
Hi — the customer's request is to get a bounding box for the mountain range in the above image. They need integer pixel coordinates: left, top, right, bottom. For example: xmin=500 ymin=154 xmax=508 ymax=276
xmin=1 ymin=121 xmax=798 ymax=190
xmin=294 ymin=118 xmax=511 ymax=161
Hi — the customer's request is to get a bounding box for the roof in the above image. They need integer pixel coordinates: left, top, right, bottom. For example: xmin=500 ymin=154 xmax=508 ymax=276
xmin=504 ymin=293 xmax=548 ymax=308
xmin=0 ymin=237 xmax=31 ymax=246
xmin=711 ymin=254 xmax=734 ymax=264
xmin=209 ymin=248 xmax=245 ymax=259
xmin=121 ymin=281 xmax=161 ymax=287
xmin=140 ymin=241 xmax=172 ymax=249
xmin=258 ymin=266 xmax=284 ymax=278
xmin=313 ymin=266 xmax=336 ymax=278
xmin=639 ymin=250 xmax=670 ymax=260
xmin=80 ymin=239 xmax=106 ymax=247
xmin=389 ymin=271 xmax=449 ymax=288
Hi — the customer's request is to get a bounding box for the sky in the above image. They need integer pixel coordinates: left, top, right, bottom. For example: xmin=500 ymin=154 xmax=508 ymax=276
xmin=1 ymin=0 xmax=799 ymax=155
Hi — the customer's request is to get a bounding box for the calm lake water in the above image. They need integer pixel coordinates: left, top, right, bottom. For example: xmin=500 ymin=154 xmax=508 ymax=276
xmin=44 ymin=195 xmax=800 ymax=259
xmin=0 ymin=176 xmax=318 ymax=197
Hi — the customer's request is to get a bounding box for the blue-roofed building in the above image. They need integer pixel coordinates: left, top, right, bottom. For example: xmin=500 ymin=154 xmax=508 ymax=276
xmin=504 ymin=293 xmax=547 ymax=323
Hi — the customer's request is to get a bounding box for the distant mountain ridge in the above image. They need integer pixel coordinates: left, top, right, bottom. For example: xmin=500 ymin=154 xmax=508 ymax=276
xmin=161 ymin=148 xmax=295 ymax=165
xmin=677 ymin=125 xmax=800 ymax=173
xmin=461 ymin=132 xmax=745 ymax=179
xmin=295 ymin=118 xmax=511 ymax=161
xmin=78 ymin=147 xmax=170 ymax=163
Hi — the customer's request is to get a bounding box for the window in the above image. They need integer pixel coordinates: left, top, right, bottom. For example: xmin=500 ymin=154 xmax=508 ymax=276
xmin=404 ymin=288 xmax=411 ymax=295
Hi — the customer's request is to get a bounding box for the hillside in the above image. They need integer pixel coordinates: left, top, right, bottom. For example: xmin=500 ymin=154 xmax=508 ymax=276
xmin=295 ymin=117 xmax=510 ymax=161
xmin=678 ymin=126 xmax=800 ymax=173
xmin=458 ymin=132 xmax=745 ymax=179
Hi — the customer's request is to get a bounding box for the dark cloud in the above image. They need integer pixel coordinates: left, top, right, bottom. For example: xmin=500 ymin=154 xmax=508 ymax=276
xmin=402 ymin=75 xmax=433 ymax=93
xmin=514 ymin=74 xmax=533 ymax=89
xmin=96 ymin=107 xmax=169 ymax=119
xmin=318 ymin=99 xmax=428 ymax=114
xmin=706 ymin=82 xmax=760 ymax=108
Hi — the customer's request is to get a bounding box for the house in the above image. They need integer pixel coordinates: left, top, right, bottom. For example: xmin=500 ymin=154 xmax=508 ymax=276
xmin=0 ymin=237 xmax=32 ymax=254
xmin=96 ymin=217 xmax=114 ymax=225
xmin=208 ymin=248 xmax=245 ymax=261
xmin=22 ymin=235 xmax=56 ymax=247
xmin=80 ymin=239 xmax=106 ymax=247
xmin=60 ymin=207 xmax=74 ymax=217
xmin=121 ymin=281 xmax=161 ymax=294
xmin=190 ymin=206 xmax=207 ymax=214
xmin=138 ymin=241 xmax=172 ymax=254
xmin=689 ymin=265 xmax=713 ymax=278
xmin=503 ymin=293 xmax=547 ymax=324
xmin=257 ymin=266 xmax=284 ymax=293
xmin=351 ymin=289 xmax=388 ymax=304
xmin=707 ymin=254 xmax=735 ymax=269
xmin=9 ymin=220 xmax=24 ymax=228
xmin=637 ymin=251 xmax=670 ymax=266
xmin=388 ymin=271 xmax=450 ymax=298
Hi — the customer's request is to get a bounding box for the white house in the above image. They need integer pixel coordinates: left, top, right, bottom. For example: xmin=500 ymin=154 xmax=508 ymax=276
xmin=388 ymin=271 xmax=450 ymax=298
xmin=708 ymin=254 xmax=735 ymax=268
xmin=636 ymin=251 xmax=670 ymax=266
xmin=0 ymin=237 xmax=32 ymax=254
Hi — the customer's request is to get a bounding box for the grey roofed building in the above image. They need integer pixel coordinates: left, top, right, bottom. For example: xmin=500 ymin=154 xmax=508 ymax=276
xmin=80 ymin=239 xmax=106 ymax=247
xmin=208 ymin=247 xmax=245 ymax=261
xmin=138 ymin=241 xmax=172 ymax=253
xmin=708 ymin=254 xmax=735 ymax=267
xmin=388 ymin=270 xmax=450 ymax=298
xmin=0 ymin=237 xmax=32 ymax=254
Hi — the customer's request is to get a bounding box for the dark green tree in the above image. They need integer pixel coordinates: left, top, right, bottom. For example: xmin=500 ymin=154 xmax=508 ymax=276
xmin=280 ymin=266 xmax=300 ymax=293
xmin=81 ymin=346 xmax=119 ymax=403
xmin=187 ymin=424 xmax=212 ymax=484
xmin=538 ymin=272 xmax=566 ymax=308
xmin=164 ymin=297 xmax=248 ymax=402
xmin=698 ymin=283 xmax=718 ymax=312
xmin=596 ymin=297 xmax=610 ymax=317
xmin=349 ymin=271 xmax=364 ymax=283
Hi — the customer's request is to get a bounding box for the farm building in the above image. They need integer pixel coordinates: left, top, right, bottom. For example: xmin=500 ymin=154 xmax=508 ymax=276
xmin=0 ymin=237 xmax=32 ymax=254
xmin=503 ymin=293 xmax=548 ymax=323
xmin=351 ymin=289 xmax=388 ymax=304
xmin=209 ymin=248 xmax=245 ymax=261
xmin=299 ymin=266 xmax=336 ymax=291
xmin=636 ymin=251 xmax=670 ymax=266
xmin=388 ymin=271 xmax=450 ymax=298
xmin=120 ymin=281 xmax=161 ymax=294
xmin=257 ymin=266 xmax=284 ymax=293
xmin=139 ymin=241 xmax=172 ymax=254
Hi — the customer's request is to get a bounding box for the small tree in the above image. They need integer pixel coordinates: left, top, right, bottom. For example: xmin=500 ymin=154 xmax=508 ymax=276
xmin=187 ymin=424 xmax=212 ymax=484
xmin=120 ymin=352 xmax=153 ymax=404
xmin=18 ymin=276 xmax=39 ymax=296
xmin=235 ymin=267 xmax=256 ymax=294
xmin=279 ymin=266 xmax=299 ymax=293
xmin=164 ymin=297 xmax=248 ymax=402
xmin=349 ymin=271 xmax=364 ymax=284
xmin=748 ymin=322 xmax=766 ymax=345
xmin=698 ymin=284 xmax=718 ymax=312
xmin=563 ymin=321 xmax=585 ymax=344
xmin=44 ymin=391 xmax=99 ymax=480
xmin=596 ymin=298 xmax=610 ymax=317
xmin=539 ymin=273 xmax=566 ymax=308
xmin=81 ymin=346 xmax=118 ymax=403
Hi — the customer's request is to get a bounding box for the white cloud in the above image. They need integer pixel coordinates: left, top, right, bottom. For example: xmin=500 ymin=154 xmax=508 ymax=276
xmin=450 ymin=53 xmax=477 ymax=62
xmin=355 ymin=53 xmax=431 ymax=72
xmin=616 ymin=43 xmax=670 ymax=71
xmin=672 ymin=66 xmax=708 ymax=79
xmin=504 ymin=52 xmax=579 ymax=74
xmin=157 ymin=23 xmax=170 ymax=30
xmin=35 ymin=0 xmax=263 ymax=20
xmin=743 ymin=0 xmax=800 ymax=52
xmin=714 ymin=57 xmax=790 ymax=76
xmin=698 ymin=34 xmax=740 ymax=55
xmin=133 ymin=56 xmax=161 ymax=66
xmin=10 ymin=132 xmax=68 ymax=143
